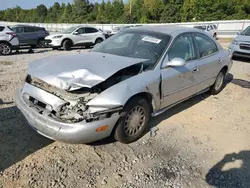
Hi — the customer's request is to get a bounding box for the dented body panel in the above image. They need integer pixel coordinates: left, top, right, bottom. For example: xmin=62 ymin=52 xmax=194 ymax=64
xmin=29 ymin=52 xmax=147 ymax=91
xmin=87 ymin=70 xmax=162 ymax=111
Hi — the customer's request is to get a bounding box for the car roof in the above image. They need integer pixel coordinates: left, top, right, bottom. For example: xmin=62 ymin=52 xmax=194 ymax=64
xmin=12 ymin=24 xmax=42 ymax=28
xmin=128 ymin=25 xmax=200 ymax=36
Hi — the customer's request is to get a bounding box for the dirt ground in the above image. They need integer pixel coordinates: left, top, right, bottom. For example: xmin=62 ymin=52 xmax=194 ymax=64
xmin=0 ymin=42 xmax=250 ymax=188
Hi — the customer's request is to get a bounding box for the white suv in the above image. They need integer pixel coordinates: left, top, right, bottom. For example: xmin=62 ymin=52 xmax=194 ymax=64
xmin=45 ymin=26 xmax=106 ymax=50
xmin=0 ymin=25 xmax=19 ymax=55
xmin=194 ymin=24 xmax=218 ymax=38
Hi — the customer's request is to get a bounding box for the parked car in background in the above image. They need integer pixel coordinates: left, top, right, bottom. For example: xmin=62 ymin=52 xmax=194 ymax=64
xmin=11 ymin=25 xmax=49 ymax=48
xmin=44 ymin=26 xmax=106 ymax=50
xmin=194 ymin=24 xmax=218 ymax=38
xmin=16 ymin=26 xmax=232 ymax=144
xmin=0 ymin=25 xmax=19 ymax=55
xmin=229 ymin=26 xmax=250 ymax=58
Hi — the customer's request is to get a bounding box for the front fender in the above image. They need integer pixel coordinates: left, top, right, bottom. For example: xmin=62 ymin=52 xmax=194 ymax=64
xmin=87 ymin=70 xmax=162 ymax=110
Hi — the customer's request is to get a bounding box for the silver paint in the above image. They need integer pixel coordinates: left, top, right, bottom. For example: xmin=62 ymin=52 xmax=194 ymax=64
xmin=28 ymin=52 xmax=148 ymax=91
xmin=15 ymin=26 xmax=233 ymax=144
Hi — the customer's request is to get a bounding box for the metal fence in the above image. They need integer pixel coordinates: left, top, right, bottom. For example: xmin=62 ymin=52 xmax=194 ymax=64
xmin=1 ymin=20 xmax=250 ymax=38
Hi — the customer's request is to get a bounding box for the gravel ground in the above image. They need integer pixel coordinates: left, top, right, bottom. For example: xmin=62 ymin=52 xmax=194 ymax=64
xmin=0 ymin=43 xmax=250 ymax=188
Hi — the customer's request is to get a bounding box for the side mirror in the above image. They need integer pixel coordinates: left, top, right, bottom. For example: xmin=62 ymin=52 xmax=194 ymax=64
xmin=73 ymin=31 xmax=79 ymax=35
xmin=237 ymin=32 xmax=241 ymax=35
xmin=162 ymin=58 xmax=186 ymax=69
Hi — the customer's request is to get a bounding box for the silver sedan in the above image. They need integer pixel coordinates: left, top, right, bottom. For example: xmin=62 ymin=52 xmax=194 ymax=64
xmin=15 ymin=26 xmax=233 ymax=144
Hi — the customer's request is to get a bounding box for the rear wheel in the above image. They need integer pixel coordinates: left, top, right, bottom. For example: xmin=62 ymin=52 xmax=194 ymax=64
xmin=211 ymin=70 xmax=226 ymax=95
xmin=114 ymin=97 xmax=150 ymax=144
xmin=63 ymin=40 xmax=72 ymax=51
xmin=0 ymin=43 xmax=12 ymax=55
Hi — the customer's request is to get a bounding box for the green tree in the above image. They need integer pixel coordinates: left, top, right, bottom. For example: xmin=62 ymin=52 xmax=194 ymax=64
xmin=160 ymin=4 xmax=182 ymax=23
xmin=36 ymin=4 xmax=47 ymax=22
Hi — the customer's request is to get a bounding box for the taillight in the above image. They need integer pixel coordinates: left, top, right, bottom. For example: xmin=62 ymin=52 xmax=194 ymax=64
xmin=6 ymin=32 xmax=17 ymax=37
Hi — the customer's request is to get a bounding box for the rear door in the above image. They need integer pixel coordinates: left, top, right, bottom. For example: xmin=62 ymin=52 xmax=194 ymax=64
xmin=84 ymin=27 xmax=100 ymax=43
xmin=160 ymin=33 xmax=200 ymax=108
xmin=12 ymin=27 xmax=26 ymax=45
xmin=193 ymin=33 xmax=222 ymax=92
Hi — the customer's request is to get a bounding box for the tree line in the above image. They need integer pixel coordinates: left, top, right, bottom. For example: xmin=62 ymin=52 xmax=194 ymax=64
xmin=0 ymin=0 xmax=250 ymax=24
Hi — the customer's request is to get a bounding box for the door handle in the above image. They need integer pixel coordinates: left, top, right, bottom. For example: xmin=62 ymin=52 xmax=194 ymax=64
xmin=193 ymin=67 xmax=199 ymax=72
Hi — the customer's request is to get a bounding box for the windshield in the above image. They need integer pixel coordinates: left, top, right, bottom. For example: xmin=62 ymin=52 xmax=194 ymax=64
xmin=242 ymin=26 xmax=250 ymax=36
xmin=92 ymin=30 xmax=171 ymax=69
xmin=62 ymin=26 xmax=79 ymax=34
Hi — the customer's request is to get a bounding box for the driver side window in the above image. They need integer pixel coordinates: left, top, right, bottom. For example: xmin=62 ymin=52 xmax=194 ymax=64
xmin=76 ymin=27 xmax=85 ymax=34
xmin=168 ymin=34 xmax=196 ymax=62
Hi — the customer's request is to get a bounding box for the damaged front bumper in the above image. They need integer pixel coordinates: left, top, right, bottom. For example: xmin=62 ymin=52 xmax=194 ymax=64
xmin=15 ymin=88 xmax=120 ymax=144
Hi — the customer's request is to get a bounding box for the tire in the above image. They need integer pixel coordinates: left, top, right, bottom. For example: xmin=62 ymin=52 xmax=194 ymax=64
xmin=0 ymin=43 xmax=12 ymax=55
xmin=210 ymin=70 xmax=226 ymax=95
xmin=213 ymin=33 xmax=217 ymax=39
xmin=95 ymin=38 xmax=103 ymax=45
xmin=37 ymin=39 xmax=45 ymax=48
xmin=62 ymin=40 xmax=72 ymax=51
xmin=114 ymin=97 xmax=150 ymax=144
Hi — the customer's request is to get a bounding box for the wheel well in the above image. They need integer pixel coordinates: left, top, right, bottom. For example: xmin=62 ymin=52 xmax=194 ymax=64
xmin=126 ymin=92 xmax=153 ymax=113
xmin=0 ymin=41 xmax=11 ymax=45
xmin=221 ymin=66 xmax=228 ymax=74
xmin=61 ymin=38 xmax=73 ymax=46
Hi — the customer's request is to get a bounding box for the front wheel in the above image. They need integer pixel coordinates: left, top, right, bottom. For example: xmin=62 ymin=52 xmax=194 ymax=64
xmin=62 ymin=40 xmax=72 ymax=51
xmin=210 ymin=70 xmax=226 ymax=95
xmin=0 ymin=43 xmax=12 ymax=55
xmin=95 ymin=38 xmax=103 ymax=45
xmin=114 ymin=97 xmax=150 ymax=144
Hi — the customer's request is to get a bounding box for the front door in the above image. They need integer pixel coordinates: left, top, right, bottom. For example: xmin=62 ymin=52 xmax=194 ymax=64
xmin=72 ymin=27 xmax=87 ymax=45
xmin=160 ymin=33 xmax=199 ymax=108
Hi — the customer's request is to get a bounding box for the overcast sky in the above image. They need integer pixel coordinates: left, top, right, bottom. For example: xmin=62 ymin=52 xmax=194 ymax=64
xmin=0 ymin=0 xmax=108 ymax=10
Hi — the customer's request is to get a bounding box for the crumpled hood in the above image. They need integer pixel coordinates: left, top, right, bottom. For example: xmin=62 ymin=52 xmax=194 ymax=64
xmin=28 ymin=52 xmax=147 ymax=91
xmin=235 ymin=35 xmax=250 ymax=43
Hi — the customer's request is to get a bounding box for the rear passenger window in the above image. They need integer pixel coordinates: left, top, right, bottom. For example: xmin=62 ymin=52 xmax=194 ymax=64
xmin=194 ymin=33 xmax=218 ymax=58
xmin=24 ymin=27 xmax=36 ymax=33
xmin=85 ymin=27 xmax=98 ymax=33
xmin=168 ymin=34 xmax=196 ymax=61
xmin=0 ymin=26 xmax=5 ymax=32
xmin=13 ymin=27 xmax=24 ymax=33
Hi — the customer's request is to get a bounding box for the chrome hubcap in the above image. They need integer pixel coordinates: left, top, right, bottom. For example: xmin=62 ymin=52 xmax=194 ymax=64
xmin=0 ymin=44 xmax=11 ymax=55
xmin=124 ymin=106 xmax=146 ymax=136
xmin=215 ymin=72 xmax=224 ymax=91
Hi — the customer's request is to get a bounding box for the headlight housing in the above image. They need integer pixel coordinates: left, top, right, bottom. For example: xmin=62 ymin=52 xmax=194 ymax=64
xmin=232 ymin=39 xmax=239 ymax=45
xmin=52 ymin=35 xmax=63 ymax=39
